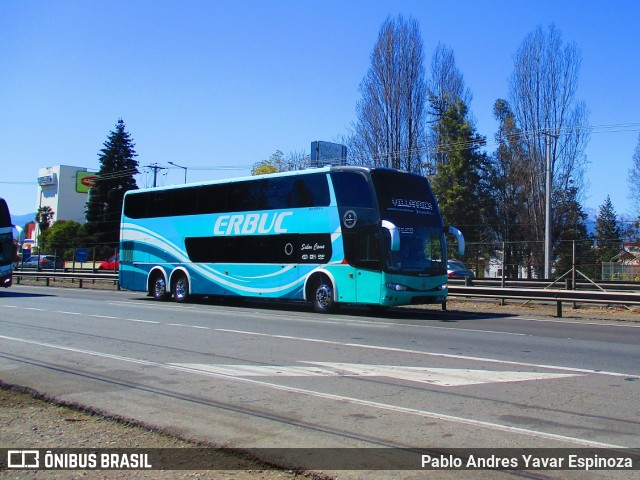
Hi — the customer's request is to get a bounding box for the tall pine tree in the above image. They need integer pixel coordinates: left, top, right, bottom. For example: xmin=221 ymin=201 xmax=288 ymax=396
xmin=554 ymin=185 xmax=591 ymax=278
xmin=594 ymin=195 xmax=622 ymax=269
xmin=85 ymin=119 xmax=139 ymax=247
xmin=429 ymin=99 xmax=490 ymax=247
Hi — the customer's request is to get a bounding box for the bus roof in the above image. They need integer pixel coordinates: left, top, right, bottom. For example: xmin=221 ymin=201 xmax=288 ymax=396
xmin=125 ymin=165 xmax=424 ymax=196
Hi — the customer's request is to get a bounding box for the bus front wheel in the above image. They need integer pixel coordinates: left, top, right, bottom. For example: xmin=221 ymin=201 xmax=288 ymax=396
xmin=173 ymin=274 xmax=190 ymax=303
xmin=313 ymin=279 xmax=336 ymax=314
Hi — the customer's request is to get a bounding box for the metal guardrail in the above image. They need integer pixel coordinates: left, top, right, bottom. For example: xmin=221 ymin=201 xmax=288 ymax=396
xmin=448 ymin=285 xmax=640 ymax=317
xmin=13 ymin=271 xmax=119 ymax=289
xmin=448 ymin=277 xmax=640 ymax=292
xmin=11 ymin=271 xmax=640 ymax=317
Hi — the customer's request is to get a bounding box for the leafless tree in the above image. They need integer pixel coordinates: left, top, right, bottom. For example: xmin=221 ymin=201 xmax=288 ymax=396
xmin=628 ymin=133 xmax=640 ymax=217
xmin=509 ymin=24 xmax=590 ymax=271
xmin=424 ymin=43 xmax=473 ymax=170
xmin=350 ymin=15 xmax=426 ymax=173
xmin=427 ymin=43 xmax=472 ymax=119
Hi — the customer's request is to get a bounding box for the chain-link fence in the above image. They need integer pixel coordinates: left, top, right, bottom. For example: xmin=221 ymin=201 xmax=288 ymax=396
xmin=14 ymin=243 xmax=119 ymax=273
xmin=601 ymin=262 xmax=640 ymax=282
xmin=460 ymin=240 xmax=640 ymax=283
xmin=16 ymin=238 xmax=640 ymax=283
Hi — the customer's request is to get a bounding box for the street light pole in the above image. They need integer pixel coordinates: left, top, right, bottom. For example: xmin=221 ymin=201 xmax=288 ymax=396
xmin=168 ymin=162 xmax=187 ymax=184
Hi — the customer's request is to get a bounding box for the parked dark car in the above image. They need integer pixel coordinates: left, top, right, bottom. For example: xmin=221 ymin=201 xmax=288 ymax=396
xmin=98 ymin=253 xmax=119 ymax=270
xmin=447 ymin=259 xmax=474 ymax=279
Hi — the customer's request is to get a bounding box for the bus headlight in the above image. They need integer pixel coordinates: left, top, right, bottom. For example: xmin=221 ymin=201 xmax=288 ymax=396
xmin=386 ymin=283 xmax=409 ymax=291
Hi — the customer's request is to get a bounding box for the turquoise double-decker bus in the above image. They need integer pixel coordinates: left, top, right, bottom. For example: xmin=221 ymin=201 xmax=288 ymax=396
xmin=119 ymin=166 xmax=464 ymax=312
xmin=0 ymin=198 xmax=13 ymax=288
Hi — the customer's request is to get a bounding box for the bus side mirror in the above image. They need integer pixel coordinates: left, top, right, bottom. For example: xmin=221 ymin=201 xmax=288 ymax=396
xmin=447 ymin=226 xmax=465 ymax=256
xmin=381 ymin=220 xmax=400 ymax=252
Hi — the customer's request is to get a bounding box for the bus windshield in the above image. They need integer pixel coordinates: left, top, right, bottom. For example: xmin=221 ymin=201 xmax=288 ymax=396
xmin=370 ymin=171 xmax=446 ymax=275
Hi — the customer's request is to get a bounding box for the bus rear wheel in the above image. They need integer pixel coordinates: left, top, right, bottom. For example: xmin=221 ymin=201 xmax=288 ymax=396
xmin=313 ymin=278 xmax=336 ymax=313
xmin=173 ymin=274 xmax=190 ymax=303
xmin=151 ymin=273 xmax=169 ymax=301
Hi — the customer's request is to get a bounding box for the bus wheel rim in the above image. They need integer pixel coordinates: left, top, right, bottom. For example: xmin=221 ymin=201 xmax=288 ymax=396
xmin=154 ymin=277 xmax=166 ymax=297
xmin=316 ymin=284 xmax=332 ymax=308
xmin=175 ymin=278 xmax=188 ymax=299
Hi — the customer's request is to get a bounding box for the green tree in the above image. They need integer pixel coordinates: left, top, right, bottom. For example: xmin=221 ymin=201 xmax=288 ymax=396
xmin=553 ymin=185 xmax=591 ymax=278
xmin=85 ymin=119 xmax=139 ymax=246
xmin=489 ymin=99 xmax=530 ymax=277
xmin=429 ymin=99 xmax=490 ymax=248
xmin=39 ymin=220 xmax=87 ymax=260
xmin=594 ymin=196 xmax=622 ymax=271
xmin=35 ymin=205 xmax=54 ymax=251
xmin=251 ymin=150 xmax=308 ymax=175
xmin=35 ymin=206 xmax=54 ymax=233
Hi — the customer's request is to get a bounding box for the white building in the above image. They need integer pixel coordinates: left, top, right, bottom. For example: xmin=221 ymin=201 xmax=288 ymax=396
xmin=36 ymin=165 xmax=93 ymax=224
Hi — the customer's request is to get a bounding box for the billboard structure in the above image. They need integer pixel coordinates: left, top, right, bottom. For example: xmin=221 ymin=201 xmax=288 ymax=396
xmin=76 ymin=171 xmax=98 ymax=193
xmin=311 ymin=141 xmax=347 ymax=167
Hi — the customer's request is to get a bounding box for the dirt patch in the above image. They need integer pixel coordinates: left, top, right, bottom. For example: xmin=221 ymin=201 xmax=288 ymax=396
xmin=0 ymin=385 xmax=313 ymax=479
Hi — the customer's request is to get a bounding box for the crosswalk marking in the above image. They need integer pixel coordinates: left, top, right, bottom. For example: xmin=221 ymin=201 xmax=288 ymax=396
xmin=171 ymin=362 xmax=582 ymax=387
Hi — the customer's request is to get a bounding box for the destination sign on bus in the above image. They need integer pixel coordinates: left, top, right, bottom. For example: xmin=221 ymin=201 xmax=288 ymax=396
xmin=390 ymin=197 xmax=434 ymax=214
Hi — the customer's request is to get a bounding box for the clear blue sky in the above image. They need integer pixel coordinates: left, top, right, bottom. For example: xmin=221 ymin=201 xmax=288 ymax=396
xmin=2 ymin=0 xmax=639 ymax=217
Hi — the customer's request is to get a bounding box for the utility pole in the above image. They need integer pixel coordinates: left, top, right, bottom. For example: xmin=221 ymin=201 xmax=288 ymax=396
xmin=145 ymin=163 xmax=167 ymax=188
xmin=543 ymin=131 xmax=559 ymax=279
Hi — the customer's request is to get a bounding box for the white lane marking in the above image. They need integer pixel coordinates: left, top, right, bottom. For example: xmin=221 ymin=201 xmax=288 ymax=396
xmin=105 ymin=302 xmax=522 ymax=335
xmin=215 ymin=329 xmax=640 ymax=379
xmin=108 ymin=301 xmax=198 ymax=310
xmin=0 ymin=333 xmax=627 ymax=450
xmin=513 ymin=316 xmax=640 ymax=328
xmin=172 ymin=362 xmax=582 ymax=387
xmin=126 ymin=318 xmax=161 ymax=324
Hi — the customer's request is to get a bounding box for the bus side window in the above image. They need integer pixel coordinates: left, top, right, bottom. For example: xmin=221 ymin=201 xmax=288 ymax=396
xmin=331 ymin=172 xmax=375 ymax=208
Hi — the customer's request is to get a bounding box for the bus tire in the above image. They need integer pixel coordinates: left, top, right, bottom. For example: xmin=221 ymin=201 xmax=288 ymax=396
xmin=312 ymin=278 xmax=336 ymax=314
xmin=173 ymin=274 xmax=190 ymax=303
xmin=151 ymin=272 xmax=169 ymax=301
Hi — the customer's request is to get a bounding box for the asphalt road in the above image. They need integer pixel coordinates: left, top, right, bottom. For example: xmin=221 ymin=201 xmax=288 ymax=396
xmin=1 ymin=285 xmax=639 ymax=478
